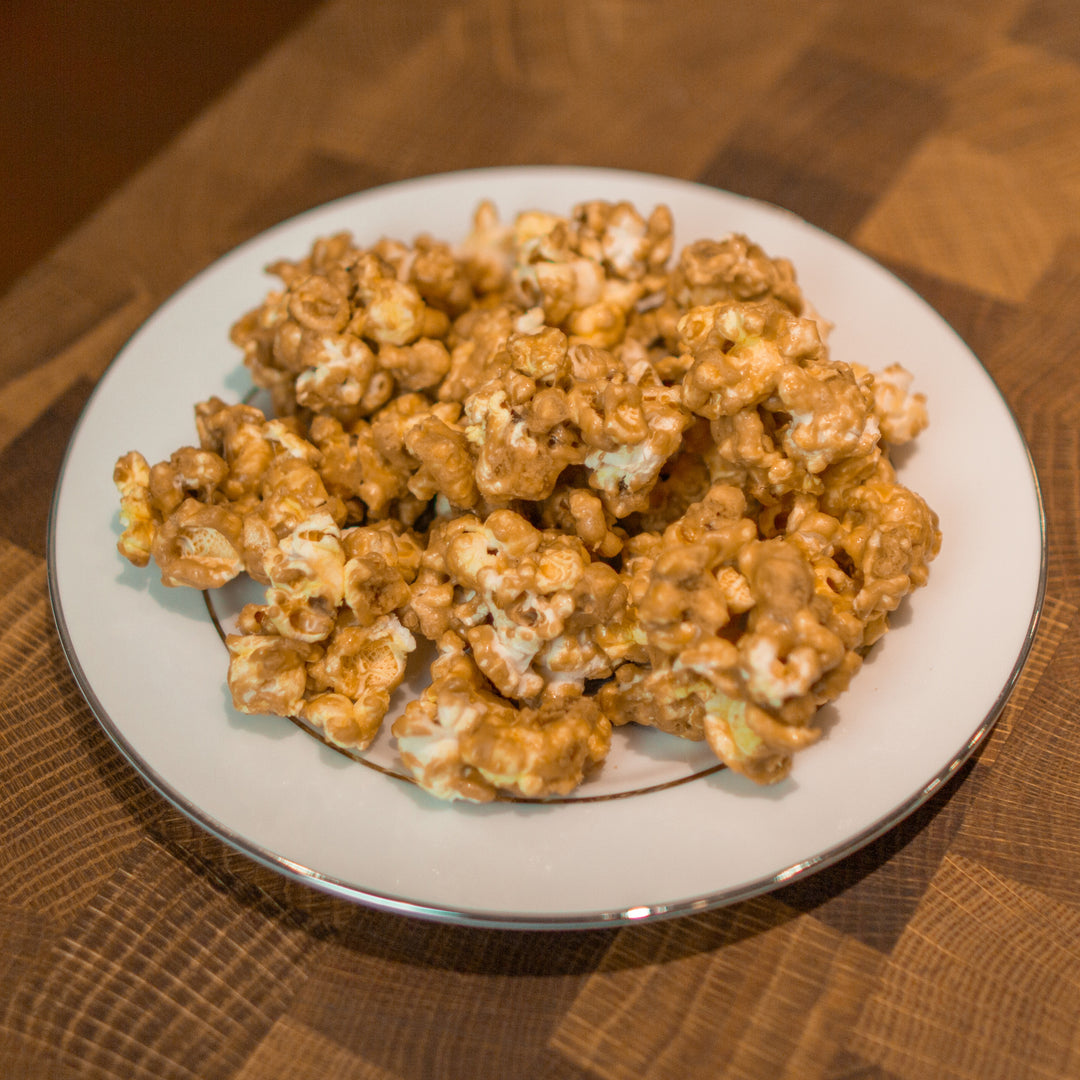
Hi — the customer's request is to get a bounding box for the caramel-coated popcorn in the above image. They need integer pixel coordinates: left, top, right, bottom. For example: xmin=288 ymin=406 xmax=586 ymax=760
xmin=114 ymin=197 xmax=940 ymax=802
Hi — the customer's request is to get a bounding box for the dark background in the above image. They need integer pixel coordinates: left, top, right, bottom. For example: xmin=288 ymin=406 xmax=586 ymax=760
xmin=0 ymin=1 xmax=327 ymax=294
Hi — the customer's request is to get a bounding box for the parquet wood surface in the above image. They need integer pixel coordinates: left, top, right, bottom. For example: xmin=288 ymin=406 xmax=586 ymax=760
xmin=2 ymin=2 xmax=1078 ymax=1077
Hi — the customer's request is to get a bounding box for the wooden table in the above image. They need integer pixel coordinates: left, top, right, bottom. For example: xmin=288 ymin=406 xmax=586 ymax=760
xmin=2 ymin=2 xmax=1078 ymax=1076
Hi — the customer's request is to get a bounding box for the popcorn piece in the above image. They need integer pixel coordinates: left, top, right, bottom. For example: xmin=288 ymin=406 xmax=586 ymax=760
xmin=147 ymin=446 xmax=230 ymax=518
xmin=438 ymin=304 xmax=516 ymax=403
xmin=226 ymin=633 xmax=321 ymax=717
xmin=303 ymin=615 xmax=416 ymax=749
xmin=260 ymin=510 xmax=345 ymax=643
xmin=392 ymin=634 xmax=611 ymax=802
xmin=596 ymin=651 xmax=819 ymax=784
xmin=457 ymin=199 xmax=513 ymax=294
xmin=775 ymin=360 xmax=879 ymax=474
xmin=597 ymin=663 xmax=710 ymax=741
xmin=403 ymin=413 xmax=479 ymax=509
xmin=406 ymin=235 xmax=477 ymax=316
xmin=672 ymin=233 xmax=805 ymax=313
xmin=359 ymin=278 xmax=429 ymax=347
xmin=152 ymin=499 xmax=245 ymax=589
xmin=538 ymin=486 xmax=624 ymax=558
xmin=288 ymin=274 xmax=351 ymax=334
xmin=464 ymin=381 xmax=582 ymax=503
xmin=195 ymin=398 xmax=275 ymax=503
xmin=114 ymin=450 xmax=156 ymax=567
xmin=836 ymin=461 xmax=941 ymax=625
xmin=866 ymin=362 xmax=930 ymax=445
xmin=343 ymin=524 xmax=419 ymax=627
xmin=419 ymin=509 xmax=632 ymax=704
xmin=680 ymin=299 xmax=825 ymax=419
xmin=572 ymin=200 xmax=674 ymax=281
xmin=293 ymin=332 xmax=378 ymax=418
xmin=378 ymin=338 xmax=452 ymax=393
xmin=700 ymin=691 xmax=820 ymax=785
xmin=255 ymin=453 xmax=342 ymax=538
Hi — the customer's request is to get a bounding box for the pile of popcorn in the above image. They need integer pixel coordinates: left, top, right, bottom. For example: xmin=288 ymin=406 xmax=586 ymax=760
xmin=114 ymin=198 xmax=941 ymax=802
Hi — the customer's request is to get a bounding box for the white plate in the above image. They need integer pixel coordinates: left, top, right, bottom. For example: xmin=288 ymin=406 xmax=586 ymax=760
xmin=49 ymin=167 xmax=1045 ymax=929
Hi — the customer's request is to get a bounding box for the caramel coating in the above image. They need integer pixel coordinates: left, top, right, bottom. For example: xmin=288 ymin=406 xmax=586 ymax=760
xmin=226 ymin=613 xmax=415 ymax=751
xmin=226 ymin=633 xmax=320 ymax=717
xmin=392 ymin=634 xmax=611 ymax=801
xmin=417 ymin=510 xmax=624 ymax=703
xmin=152 ymin=499 xmax=245 ymax=590
xmin=114 ymin=451 xmax=156 ymax=567
xmin=671 ymin=232 xmax=804 ymax=313
xmin=115 ymin=198 xmax=941 ymax=799
xmin=302 ymin=615 xmax=416 ymax=749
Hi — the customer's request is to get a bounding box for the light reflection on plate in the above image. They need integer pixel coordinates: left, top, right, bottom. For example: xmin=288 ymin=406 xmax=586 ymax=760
xmin=49 ymin=167 xmax=1044 ymax=928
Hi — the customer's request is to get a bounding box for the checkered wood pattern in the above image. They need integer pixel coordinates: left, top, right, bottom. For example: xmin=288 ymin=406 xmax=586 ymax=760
xmin=2 ymin=1 xmax=1079 ymax=1076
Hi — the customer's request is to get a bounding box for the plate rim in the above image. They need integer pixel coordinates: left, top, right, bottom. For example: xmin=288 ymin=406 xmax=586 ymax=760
xmin=46 ymin=164 xmax=1048 ymax=930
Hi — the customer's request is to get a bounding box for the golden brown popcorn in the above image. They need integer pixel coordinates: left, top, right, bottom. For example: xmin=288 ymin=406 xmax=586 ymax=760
xmin=834 ymin=460 xmax=941 ymax=625
xmin=269 ymin=230 xmax=357 ymax=286
xmin=464 ymin=380 xmax=583 ymax=503
xmin=194 ymin=398 xmax=275 ymax=503
xmin=377 ymin=338 xmax=452 ymax=393
xmin=705 ymin=408 xmax=810 ymax=503
xmin=537 ymin=486 xmax=624 ymax=558
xmin=342 ymin=519 xmax=423 ymax=579
xmin=292 ymin=332 xmax=379 ymax=420
xmin=256 ymin=453 xmax=344 ymax=538
xmin=862 ymin=362 xmax=930 ymax=445
xmin=407 ymin=234 xmax=477 ymax=316
xmin=230 ymin=291 xmax=297 ymax=416
xmin=152 ymin=499 xmax=245 ymax=589
xmin=680 ymin=299 xmax=824 ymax=419
xmin=229 ymin=235 xmax=457 ymax=423
xmin=626 ymin=422 xmax=714 ymax=534
xmin=733 ymin=539 xmax=847 ymax=712
xmin=597 ymin=662 xmax=713 ymax=741
xmin=438 ymin=304 xmax=517 ymax=404
xmin=597 ymin=467 xmax=928 ymax=782
xmin=457 ymin=199 xmax=513 ymax=294
xmin=311 ymin=415 xmax=406 ymax=519
xmin=596 ymin=652 xmax=818 ymax=784
xmin=259 ymin=509 xmax=345 ymax=643
xmin=145 ymin=446 xmax=229 ymax=518
xmin=774 ymin=360 xmax=879 ymax=474
xmin=288 ymin=273 xmax=351 ymax=334
xmin=419 ymin=510 xmax=629 ymax=702
xmin=302 ymin=614 xmax=416 ymax=749
xmin=532 ymin=256 xmax=606 ymax=328
xmin=367 ymin=393 xmax=432 ymax=473
xmin=671 ymin=232 xmax=804 ymax=313
xmin=700 ymin=690 xmax=822 ymax=784
xmin=114 ymin=450 xmax=156 ymax=567
xmin=615 ymin=484 xmax=757 ymax=661
xmin=571 ymin=200 xmax=674 ymax=282
xmin=403 ymin=412 xmax=479 ymax=510
xmin=575 ymin=374 xmax=692 ymax=518
xmin=392 ymin=634 xmax=611 ymax=802
xmin=359 ymin=277 xmax=430 ymax=347
xmin=403 ymin=565 xmax=456 ymax=641
xmin=637 ymin=543 xmax=738 ymax=655
xmin=114 ymin=198 xmax=942 ymax=800
xmin=495 ymin=202 xmax=676 ymax=353
xmin=226 ymin=633 xmax=321 ymax=718
xmin=304 ymin=414 xmax=368 ymax=523
xmin=342 ymin=522 xmax=422 ymax=627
